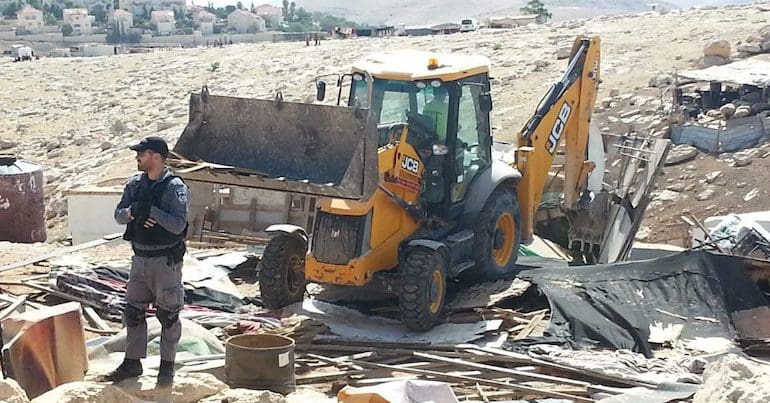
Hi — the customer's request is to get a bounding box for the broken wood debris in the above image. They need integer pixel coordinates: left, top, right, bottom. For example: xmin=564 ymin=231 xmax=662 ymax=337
xmin=288 ymin=340 xmax=670 ymax=401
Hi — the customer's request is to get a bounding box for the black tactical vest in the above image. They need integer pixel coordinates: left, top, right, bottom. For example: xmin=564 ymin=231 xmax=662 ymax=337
xmin=124 ymin=175 xmax=187 ymax=246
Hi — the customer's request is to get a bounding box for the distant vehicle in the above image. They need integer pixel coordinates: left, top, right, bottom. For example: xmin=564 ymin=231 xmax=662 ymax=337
xmin=11 ymin=44 xmax=33 ymax=62
xmin=460 ymin=18 xmax=478 ymax=32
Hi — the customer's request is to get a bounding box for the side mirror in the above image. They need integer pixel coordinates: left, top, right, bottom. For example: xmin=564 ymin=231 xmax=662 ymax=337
xmin=480 ymin=93 xmax=493 ymax=112
xmin=316 ymin=81 xmax=327 ymax=102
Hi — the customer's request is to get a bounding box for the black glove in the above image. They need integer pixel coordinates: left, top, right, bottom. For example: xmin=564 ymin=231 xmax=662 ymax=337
xmin=130 ymin=200 xmax=152 ymax=220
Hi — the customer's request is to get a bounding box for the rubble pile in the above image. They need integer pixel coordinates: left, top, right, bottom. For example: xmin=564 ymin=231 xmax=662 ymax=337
xmin=693 ymin=354 xmax=770 ymax=403
xmin=737 ymin=25 xmax=770 ymax=55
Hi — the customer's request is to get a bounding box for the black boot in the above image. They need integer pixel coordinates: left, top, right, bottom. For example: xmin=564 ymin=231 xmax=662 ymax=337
xmin=157 ymin=360 xmax=175 ymax=387
xmin=100 ymin=359 xmax=142 ymax=382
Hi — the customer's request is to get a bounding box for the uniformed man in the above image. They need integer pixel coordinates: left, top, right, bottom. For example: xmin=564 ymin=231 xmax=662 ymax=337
xmin=101 ymin=136 xmax=189 ymax=386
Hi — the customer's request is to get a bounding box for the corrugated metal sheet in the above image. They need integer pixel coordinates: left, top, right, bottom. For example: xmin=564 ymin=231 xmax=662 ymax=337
xmin=677 ymin=60 xmax=770 ymax=87
xmin=671 ymin=114 xmax=767 ymax=153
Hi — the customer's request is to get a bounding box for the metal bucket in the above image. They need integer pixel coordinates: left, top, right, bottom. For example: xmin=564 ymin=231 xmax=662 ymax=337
xmin=225 ymin=334 xmax=296 ymax=394
xmin=0 ymin=155 xmax=46 ymax=243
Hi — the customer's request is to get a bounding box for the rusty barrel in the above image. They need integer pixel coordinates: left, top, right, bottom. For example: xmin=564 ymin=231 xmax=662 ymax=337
xmin=225 ymin=334 xmax=295 ymax=394
xmin=0 ymin=156 xmax=46 ymax=243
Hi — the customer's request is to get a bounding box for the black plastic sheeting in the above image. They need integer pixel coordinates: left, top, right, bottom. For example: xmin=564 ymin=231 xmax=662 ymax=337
xmin=519 ymin=251 xmax=770 ymax=357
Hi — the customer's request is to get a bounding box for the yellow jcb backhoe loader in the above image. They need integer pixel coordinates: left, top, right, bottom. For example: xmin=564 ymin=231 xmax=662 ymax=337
xmin=171 ymin=36 xmax=644 ymax=331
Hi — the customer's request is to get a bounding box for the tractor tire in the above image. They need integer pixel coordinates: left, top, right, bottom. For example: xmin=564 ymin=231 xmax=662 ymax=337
xmin=398 ymin=248 xmax=447 ymax=331
xmin=469 ymin=188 xmax=522 ymax=281
xmin=258 ymin=235 xmax=307 ymax=309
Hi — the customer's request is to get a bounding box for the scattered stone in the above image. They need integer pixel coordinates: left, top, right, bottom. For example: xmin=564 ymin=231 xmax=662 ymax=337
xmin=0 ymin=378 xmax=29 ymax=403
xmin=665 ymin=144 xmax=698 ymax=166
xmin=620 ymin=109 xmax=642 ymax=118
xmin=45 ymin=140 xmax=61 ymax=152
xmin=648 ymin=74 xmax=672 ymax=88
xmin=556 ymin=45 xmax=572 ymax=59
xmin=693 ymin=354 xmax=770 ymax=403
xmin=199 ymin=389 xmax=286 ymax=403
xmin=706 ymin=109 xmax=722 ymax=119
xmin=733 ymin=105 xmax=751 ymax=119
xmin=608 ymin=116 xmax=620 ymax=123
xmin=666 ymin=183 xmax=686 ymax=192
xmin=719 ymin=103 xmax=736 ymax=119
xmin=609 ymin=89 xmax=620 ymax=97
xmin=696 ymin=188 xmax=716 ymax=201
xmin=601 ymin=97 xmax=613 ymax=108
xmin=736 ymin=182 xmax=747 ymax=188
xmin=74 ymin=136 xmax=91 ymax=146
xmin=685 ymin=183 xmax=696 ymax=191
xmin=705 ymin=171 xmax=722 ymax=184
xmin=698 ymin=55 xmax=728 ymax=68
xmin=656 ymin=189 xmax=681 ymax=202
xmin=744 ymin=188 xmax=760 ymax=202
xmin=100 ymin=141 xmax=114 ymax=151
xmin=635 ymin=226 xmax=651 ymax=241
xmin=703 ymin=39 xmax=731 ymax=58
xmin=0 ymin=139 xmax=18 ymax=150
xmin=734 ymin=153 xmax=752 ymax=167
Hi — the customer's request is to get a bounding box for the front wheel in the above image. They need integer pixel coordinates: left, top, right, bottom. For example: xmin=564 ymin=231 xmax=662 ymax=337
xmin=398 ymin=248 xmax=447 ymax=331
xmin=469 ymin=189 xmax=522 ymax=280
xmin=258 ymin=236 xmax=307 ymax=309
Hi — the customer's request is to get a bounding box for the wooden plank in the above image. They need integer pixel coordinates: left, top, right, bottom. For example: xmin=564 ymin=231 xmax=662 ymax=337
xmin=347 ymin=358 xmax=595 ymax=402
xmin=515 ymin=312 xmax=546 ymax=340
xmin=0 ymin=233 xmax=122 ymax=273
xmin=414 ymin=352 xmax=619 ymax=395
xmin=0 ymin=296 xmax=26 ymax=320
xmin=83 ymin=307 xmax=112 ymax=330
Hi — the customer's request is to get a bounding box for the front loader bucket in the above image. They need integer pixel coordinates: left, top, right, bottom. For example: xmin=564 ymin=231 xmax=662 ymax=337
xmin=171 ymin=90 xmax=378 ymax=200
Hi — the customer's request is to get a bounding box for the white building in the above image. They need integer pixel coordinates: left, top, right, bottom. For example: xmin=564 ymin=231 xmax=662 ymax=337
xmin=63 ymin=8 xmax=93 ymax=35
xmin=150 ymin=9 xmax=175 ymax=35
xmin=15 ymin=5 xmax=44 ymax=34
xmin=193 ymin=10 xmax=215 ymax=35
xmin=111 ymin=9 xmax=134 ymax=35
xmin=119 ymin=0 xmax=185 ymax=17
xmin=253 ymin=4 xmax=281 ymax=27
xmin=227 ymin=9 xmax=264 ymax=34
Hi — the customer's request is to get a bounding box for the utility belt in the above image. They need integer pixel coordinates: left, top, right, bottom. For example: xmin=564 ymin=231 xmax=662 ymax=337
xmin=132 ymin=242 xmax=186 ymax=266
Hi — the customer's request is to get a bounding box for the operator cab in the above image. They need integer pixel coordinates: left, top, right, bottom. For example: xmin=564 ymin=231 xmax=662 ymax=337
xmin=317 ymin=51 xmax=495 ymax=218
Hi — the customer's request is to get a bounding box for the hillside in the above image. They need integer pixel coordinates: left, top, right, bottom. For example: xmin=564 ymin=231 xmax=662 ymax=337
xmin=0 ymin=3 xmax=769 ymax=247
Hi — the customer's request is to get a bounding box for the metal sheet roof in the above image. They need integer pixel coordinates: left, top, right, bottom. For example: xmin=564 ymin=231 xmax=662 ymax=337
xmin=677 ymin=59 xmax=770 ymax=87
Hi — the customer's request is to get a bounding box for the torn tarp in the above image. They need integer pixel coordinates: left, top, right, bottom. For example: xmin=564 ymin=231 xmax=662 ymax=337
xmin=519 ymin=251 xmax=770 ymax=357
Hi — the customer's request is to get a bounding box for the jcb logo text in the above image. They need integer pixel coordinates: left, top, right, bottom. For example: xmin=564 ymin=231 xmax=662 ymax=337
xmin=547 ymin=103 xmax=572 ymax=154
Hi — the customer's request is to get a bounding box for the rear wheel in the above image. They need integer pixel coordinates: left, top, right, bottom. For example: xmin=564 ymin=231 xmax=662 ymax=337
xmin=469 ymin=189 xmax=521 ymax=280
xmin=398 ymin=248 xmax=446 ymax=331
xmin=258 ymin=236 xmax=307 ymax=309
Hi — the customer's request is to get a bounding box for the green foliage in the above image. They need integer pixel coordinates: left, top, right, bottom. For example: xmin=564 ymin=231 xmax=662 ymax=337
xmin=210 ymin=61 xmax=220 ymax=72
xmin=236 ymin=1 xmax=243 ymax=10
xmin=225 ymin=5 xmax=236 ymax=13
xmin=44 ymin=12 xmax=57 ymax=25
xmin=493 ymin=43 xmax=502 ymax=51
xmin=2 ymin=2 xmax=21 ymax=18
xmin=520 ymin=0 xmax=552 ymax=21
xmin=61 ymin=23 xmax=73 ymax=36
xmin=91 ymin=4 xmax=106 ymax=23
xmin=43 ymin=3 xmax=63 ymax=19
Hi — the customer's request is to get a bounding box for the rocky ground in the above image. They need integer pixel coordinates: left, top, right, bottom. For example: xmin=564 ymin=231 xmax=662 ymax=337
xmin=1 ymin=3 xmax=770 ymax=255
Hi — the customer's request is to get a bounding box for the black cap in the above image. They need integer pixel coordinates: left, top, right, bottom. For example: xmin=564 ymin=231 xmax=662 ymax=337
xmin=129 ymin=136 xmax=169 ymax=158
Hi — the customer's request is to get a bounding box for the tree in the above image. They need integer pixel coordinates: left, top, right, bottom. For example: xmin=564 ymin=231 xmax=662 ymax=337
xmin=225 ymin=5 xmax=236 ymax=14
xmin=2 ymin=2 xmax=21 ymax=18
xmin=236 ymin=1 xmax=243 ymax=10
xmin=281 ymin=0 xmax=288 ymax=17
xmin=519 ymin=0 xmax=552 ymax=21
xmin=44 ymin=12 xmax=57 ymax=25
xmin=91 ymin=4 xmax=106 ymax=23
xmin=288 ymin=1 xmax=296 ymax=21
xmin=61 ymin=23 xmax=73 ymax=36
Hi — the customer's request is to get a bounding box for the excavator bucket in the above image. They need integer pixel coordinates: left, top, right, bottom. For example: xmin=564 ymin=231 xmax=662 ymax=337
xmin=171 ymin=89 xmax=379 ymax=200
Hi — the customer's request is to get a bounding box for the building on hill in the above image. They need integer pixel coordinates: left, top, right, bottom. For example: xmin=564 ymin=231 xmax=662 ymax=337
xmin=110 ymin=9 xmax=134 ymax=35
xmin=227 ymin=9 xmax=265 ymax=34
xmin=118 ymin=0 xmax=186 ymax=17
xmin=253 ymin=4 xmax=282 ymax=27
xmin=150 ymin=9 xmax=175 ymax=35
xmin=15 ymin=5 xmax=44 ymax=34
xmin=194 ymin=10 xmax=215 ymax=35
xmin=63 ymin=8 xmax=93 ymax=35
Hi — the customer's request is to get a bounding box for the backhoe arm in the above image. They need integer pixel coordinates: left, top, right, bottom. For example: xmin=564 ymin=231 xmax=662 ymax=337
xmin=515 ymin=36 xmax=601 ymax=241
